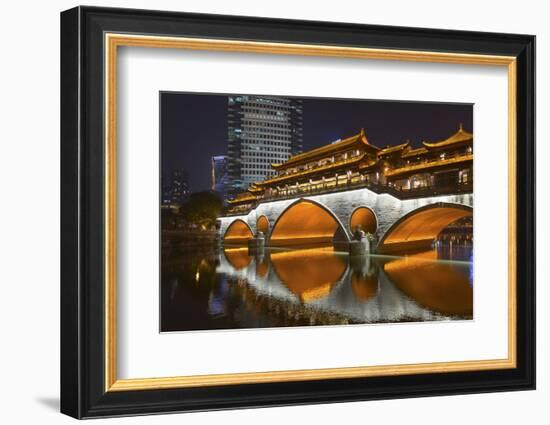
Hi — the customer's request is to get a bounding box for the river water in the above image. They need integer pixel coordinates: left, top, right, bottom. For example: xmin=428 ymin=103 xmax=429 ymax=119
xmin=161 ymin=243 xmax=473 ymax=332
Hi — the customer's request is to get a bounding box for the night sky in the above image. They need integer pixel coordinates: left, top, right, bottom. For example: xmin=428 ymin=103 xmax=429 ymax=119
xmin=160 ymin=92 xmax=473 ymax=193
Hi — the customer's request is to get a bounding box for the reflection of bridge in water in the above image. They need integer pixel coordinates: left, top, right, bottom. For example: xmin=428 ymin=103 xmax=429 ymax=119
xmin=220 ymin=193 xmax=472 ymax=254
xmin=218 ymin=247 xmax=473 ymax=324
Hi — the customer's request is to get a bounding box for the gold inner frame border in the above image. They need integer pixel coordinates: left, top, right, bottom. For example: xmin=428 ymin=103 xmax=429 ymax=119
xmin=104 ymin=33 xmax=517 ymax=392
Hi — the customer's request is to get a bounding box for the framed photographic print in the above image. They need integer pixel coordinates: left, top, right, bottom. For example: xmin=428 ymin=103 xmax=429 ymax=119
xmin=60 ymin=6 xmax=536 ymax=419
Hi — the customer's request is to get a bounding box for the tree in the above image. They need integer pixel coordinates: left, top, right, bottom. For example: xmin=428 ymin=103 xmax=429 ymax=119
xmin=180 ymin=191 xmax=223 ymax=230
xmin=161 ymin=206 xmax=177 ymax=230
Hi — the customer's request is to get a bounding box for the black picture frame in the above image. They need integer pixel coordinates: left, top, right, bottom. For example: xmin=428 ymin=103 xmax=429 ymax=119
xmin=61 ymin=6 xmax=535 ymax=419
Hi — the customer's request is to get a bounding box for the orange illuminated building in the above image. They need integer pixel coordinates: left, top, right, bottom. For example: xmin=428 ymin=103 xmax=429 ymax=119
xmin=226 ymin=125 xmax=473 ymax=215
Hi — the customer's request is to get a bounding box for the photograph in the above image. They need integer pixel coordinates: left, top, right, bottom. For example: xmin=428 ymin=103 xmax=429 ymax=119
xmin=160 ymin=93 xmax=474 ymax=332
xmin=57 ymin=4 xmax=536 ymax=419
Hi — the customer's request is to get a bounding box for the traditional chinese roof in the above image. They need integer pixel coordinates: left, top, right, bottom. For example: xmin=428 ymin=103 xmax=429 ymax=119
xmin=377 ymin=141 xmax=410 ymax=157
xmin=258 ymin=153 xmax=367 ymax=186
xmin=226 ymin=192 xmax=257 ymax=204
xmin=402 ymin=147 xmax=428 ymax=158
xmin=225 ymin=125 xmax=474 ymax=206
xmin=422 ymin=124 xmax=473 ymax=149
xmin=271 ymin=128 xmax=379 ymax=170
xmin=248 ymin=183 xmax=264 ymax=194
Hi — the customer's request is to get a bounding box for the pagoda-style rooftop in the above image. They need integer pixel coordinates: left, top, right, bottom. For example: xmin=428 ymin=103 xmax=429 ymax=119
xmin=402 ymin=147 xmax=428 ymax=158
xmin=422 ymin=124 xmax=473 ymax=149
xmin=259 ymin=153 xmax=367 ymax=186
xmin=224 ymin=124 xmax=473 ymax=212
xmin=377 ymin=141 xmax=410 ymax=157
xmin=271 ymin=128 xmax=378 ymax=170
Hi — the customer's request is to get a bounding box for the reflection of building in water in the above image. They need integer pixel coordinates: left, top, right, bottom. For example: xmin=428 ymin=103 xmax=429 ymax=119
xmin=226 ymin=124 xmax=472 ymax=215
xmin=269 ymin=248 xmax=347 ymax=303
xmin=349 ymin=254 xmax=379 ymax=302
xmin=222 ymin=247 xmax=252 ymax=270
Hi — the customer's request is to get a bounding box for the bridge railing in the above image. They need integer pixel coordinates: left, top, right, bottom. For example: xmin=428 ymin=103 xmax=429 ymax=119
xmin=258 ymin=180 xmax=473 ymax=203
xmin=222 ymin=181 xmax=473 ymax=216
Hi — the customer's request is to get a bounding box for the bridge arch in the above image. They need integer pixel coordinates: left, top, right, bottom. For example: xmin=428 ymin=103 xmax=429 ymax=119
xmin=256 ymin=215 xmax=270 ymax=234
xmin=269 ymin=198 xmax=350 ymax=247
xmin=378 ymin=202 xmax=473 ymax=254
xmin=349 ymin=206 xmax=378 ymax=235
xmin=223 ymin=219 xmax=253 ymax=244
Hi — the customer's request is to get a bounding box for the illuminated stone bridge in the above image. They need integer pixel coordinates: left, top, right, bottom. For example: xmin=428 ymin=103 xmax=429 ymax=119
xmin=217 ymin=188 xmax=473 ymax=254
xmin=218 ymin=125 xmax=474 ymax=253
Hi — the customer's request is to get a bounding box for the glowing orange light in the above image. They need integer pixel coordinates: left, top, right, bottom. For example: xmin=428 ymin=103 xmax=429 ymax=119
xmin=350 ymin=207 xmax=377 ymax=234
xmin=384 ymin=251 xmax=473 ymax=316
xmin=256 ymin=215 xmax=269 ymax=234
xmin=223 ymin=248 xmax=252 ymax=270
xmin=255 ymin=257 xmax=269 ymax=278
xmin=270 ymin=247 xmax=346 ymax=303
xmin=380 ymin=206 xmax=472 ymax=254
xmin=223 ymin=219 xmax=253 ymax=244
xmin=351 ymin=273 xmax=378 ymax=301
xmin=270 ymin=201 xmax=341 ymax=247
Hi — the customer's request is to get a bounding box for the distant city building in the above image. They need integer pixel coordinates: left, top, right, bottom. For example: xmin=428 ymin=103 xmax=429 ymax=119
xmin=226 ymin=95 xmax=303 ymax=197
xmin=211 ymin=155 xmax=229 ymax=200
xmin=162 ymin=169 xmax=190 ymax=206
xmin=161 ymin=183 xmax=172 ymax=206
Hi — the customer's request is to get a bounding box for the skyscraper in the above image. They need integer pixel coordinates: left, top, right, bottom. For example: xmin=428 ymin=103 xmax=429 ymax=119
xmin=226 ymin=95 xmax=303 ymax=197
xmin=211 ymin=155 xmax=228 ymax=200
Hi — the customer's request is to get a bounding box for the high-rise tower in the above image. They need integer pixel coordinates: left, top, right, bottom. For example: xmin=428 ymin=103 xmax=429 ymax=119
xmin=226 ymin=95 xmax=303 ymax=197
xmin=211 ymin=155 xmax=229 ymax=200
